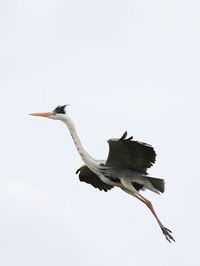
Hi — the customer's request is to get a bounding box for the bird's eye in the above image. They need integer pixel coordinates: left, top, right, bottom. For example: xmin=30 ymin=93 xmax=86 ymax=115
xmin=52 ymin=111 xmax=56 ymax=115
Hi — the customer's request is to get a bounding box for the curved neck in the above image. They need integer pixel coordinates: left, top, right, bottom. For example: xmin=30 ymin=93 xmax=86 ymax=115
xmin=61 ymin=115 xmax=99 ymax=168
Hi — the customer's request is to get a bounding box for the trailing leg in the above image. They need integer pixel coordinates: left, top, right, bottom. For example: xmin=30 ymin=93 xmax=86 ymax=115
xmin=121 ymin=179 xmax=175 ymax=242
xmin=135 ymin=192 xmax=175 ymax=243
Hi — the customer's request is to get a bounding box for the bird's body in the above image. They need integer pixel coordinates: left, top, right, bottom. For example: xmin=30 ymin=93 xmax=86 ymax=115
xmin=30 ymin=105 xmax=175 ymax=243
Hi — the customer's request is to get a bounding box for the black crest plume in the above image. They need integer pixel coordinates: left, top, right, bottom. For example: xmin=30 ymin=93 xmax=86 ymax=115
xmin=54 ymin=105 xmax=67 ymax=114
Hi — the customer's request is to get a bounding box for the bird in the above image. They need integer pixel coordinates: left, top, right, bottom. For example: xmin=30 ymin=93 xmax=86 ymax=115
xmin=30 ymin=104 xmax=175 ymax=243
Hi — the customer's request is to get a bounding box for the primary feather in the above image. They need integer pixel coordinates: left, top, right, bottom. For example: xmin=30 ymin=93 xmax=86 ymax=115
xmin=105 ymin=131 xmax=156 ymax=174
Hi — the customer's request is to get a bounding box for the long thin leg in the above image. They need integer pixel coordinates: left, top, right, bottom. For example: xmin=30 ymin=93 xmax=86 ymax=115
xmin=135 ymin=192 xmax=175 ymax=243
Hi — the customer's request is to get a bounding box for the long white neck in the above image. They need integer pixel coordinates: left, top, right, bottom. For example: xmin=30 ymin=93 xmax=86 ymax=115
xmin=61 ymin=115 xmax=99 ymax=169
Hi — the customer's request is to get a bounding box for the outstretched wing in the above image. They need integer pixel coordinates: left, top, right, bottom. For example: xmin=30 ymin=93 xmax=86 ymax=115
xmin=76 ymin=165 xmax=114 ymax=192
xmin=105 ymin=131 xmax=156 ymax=174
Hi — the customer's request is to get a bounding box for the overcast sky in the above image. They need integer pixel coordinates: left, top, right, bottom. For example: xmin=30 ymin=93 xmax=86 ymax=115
xmin=0 ymin=0 xmax=200 ymax=265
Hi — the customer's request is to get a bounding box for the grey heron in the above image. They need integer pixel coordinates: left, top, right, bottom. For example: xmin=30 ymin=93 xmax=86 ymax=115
xmin=30 ymin=105 xmax=175 ymax=243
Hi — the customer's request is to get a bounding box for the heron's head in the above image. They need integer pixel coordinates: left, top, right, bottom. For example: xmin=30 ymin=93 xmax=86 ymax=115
xmin=29 ymin=105 xmax=68 ymax=121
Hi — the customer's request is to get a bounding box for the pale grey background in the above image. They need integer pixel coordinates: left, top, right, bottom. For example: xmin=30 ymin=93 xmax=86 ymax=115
xmin=0 ymin=0 xmax=199 ymax=265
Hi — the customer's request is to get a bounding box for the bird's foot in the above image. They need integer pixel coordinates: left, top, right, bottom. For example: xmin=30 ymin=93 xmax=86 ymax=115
xmin=161 ymin=226 xmax=175 ymax=243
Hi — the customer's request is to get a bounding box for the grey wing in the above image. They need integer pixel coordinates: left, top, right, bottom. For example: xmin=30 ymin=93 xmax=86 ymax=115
xmin=105 ymin=131 xmax=156 ymax=174
xmin=76 ymin=165 xmax=114 ymax=192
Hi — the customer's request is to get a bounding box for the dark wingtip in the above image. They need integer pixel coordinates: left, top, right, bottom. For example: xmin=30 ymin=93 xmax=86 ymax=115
xmin=76 ymin=168 xmax=81 ymax=174
xmin=120 ymin=131 xmax=133 ymax=141
xmin=120 ymin=131 xmax=127 ymax=140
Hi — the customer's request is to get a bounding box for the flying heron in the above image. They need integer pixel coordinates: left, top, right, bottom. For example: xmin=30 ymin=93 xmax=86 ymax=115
xmin=30 ymin=105 xmax=175 ymax=242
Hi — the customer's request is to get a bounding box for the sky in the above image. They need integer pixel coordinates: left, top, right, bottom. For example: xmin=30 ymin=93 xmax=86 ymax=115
xmin=0 ymin=0 xmax=200 ymax=265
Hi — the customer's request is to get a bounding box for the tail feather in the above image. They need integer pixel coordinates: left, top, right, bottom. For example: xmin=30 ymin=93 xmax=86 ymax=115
xmin=147 ymin=177 xmax=165 ymax=193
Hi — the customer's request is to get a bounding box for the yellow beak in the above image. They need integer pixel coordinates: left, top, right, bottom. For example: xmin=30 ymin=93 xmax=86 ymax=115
xmin=29 ymin=112 xmax=53 ymax=117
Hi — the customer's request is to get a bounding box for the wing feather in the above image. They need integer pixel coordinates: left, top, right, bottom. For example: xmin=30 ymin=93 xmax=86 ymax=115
xmin=106 ymin=131 xmax=156 ymax=174
xmin=76 ymin=165 xmax=114 ymax=192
